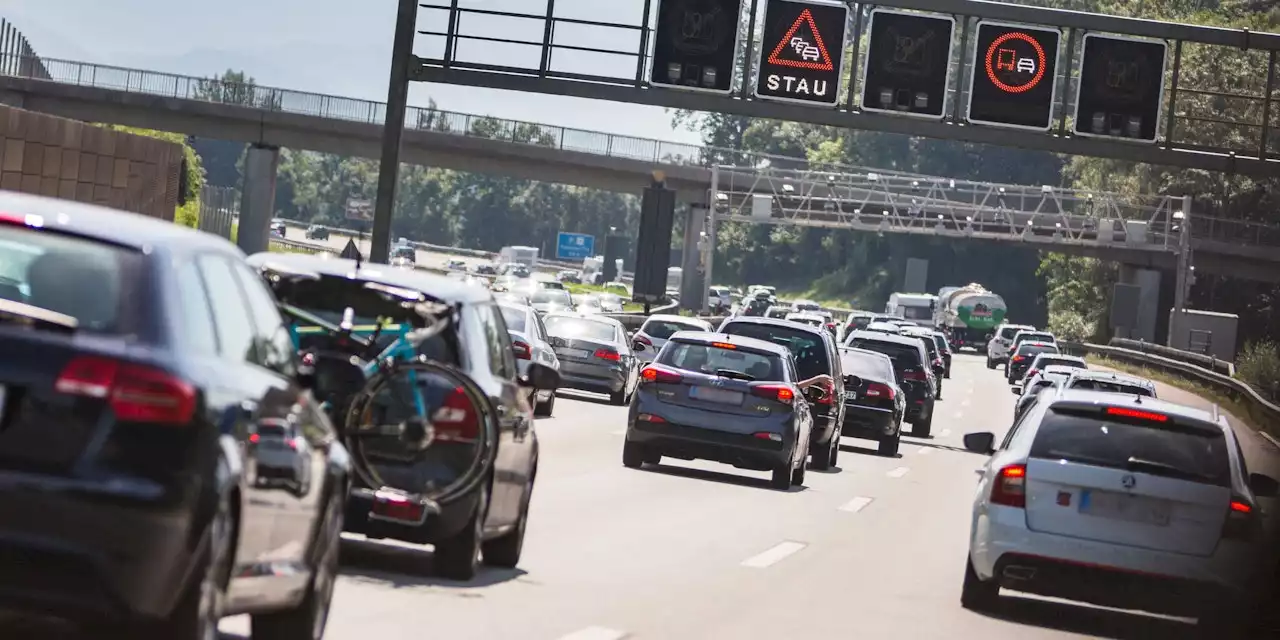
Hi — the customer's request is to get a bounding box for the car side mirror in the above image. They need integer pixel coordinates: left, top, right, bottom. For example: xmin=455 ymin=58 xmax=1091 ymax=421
xmin=521 ymin=362 xmax=561 ymax=391
xmin=1010 ymin=385 xmax=1022 ymax=395
xmin=632 ymin=341 xmax=647 ymax=352
xmin=804 ymin=386 xmax=827 ymax=403
xmin=963 ymin=432 xmax=996 ymax=455
xmin=1250 ymin=472 xmax=1280 ymax=498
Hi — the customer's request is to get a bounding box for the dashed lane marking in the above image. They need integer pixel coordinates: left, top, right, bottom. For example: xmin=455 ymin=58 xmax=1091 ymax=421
xmin=916 ymin=447 xmax=931 ymax=455
xmin=557 ymin=627 xmax=629 ymax=640
xmin=887 ymin=466 xmax=910 ymax=478
xmin=611 ymin=429 xmax=626 ymax=435
xmin=741 ymin=541 xmax=807 ymax=568
xmin=838 ymin=496 xmax=874 ymax=512
xmin=939 ymin=429 xmax=952 ymax=437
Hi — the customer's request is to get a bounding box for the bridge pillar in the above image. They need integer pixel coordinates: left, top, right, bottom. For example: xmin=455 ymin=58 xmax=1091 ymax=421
xmin=237 ymin=143 xmax=280 ymax=256
xmin=1117 ymin=264 xmax=1161 ymax=342
xmin=679 ymin=203 xmax=707 ymax=311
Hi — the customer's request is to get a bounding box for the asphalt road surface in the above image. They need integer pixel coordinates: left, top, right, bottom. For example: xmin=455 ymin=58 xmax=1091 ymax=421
xmin=5 ymin=354 xmax=1276 ymax=639
xmin=278 ymin=229 xmax=556 ymax=281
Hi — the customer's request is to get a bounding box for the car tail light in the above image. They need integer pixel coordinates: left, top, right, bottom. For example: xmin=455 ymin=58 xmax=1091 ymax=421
xmin=933 ymin=358 xmax=943 ymax=369
xmin=990 ymin=464 xmax=1027 ymax=508
xmin=751 ymin=384 xmax=794 ymax=404
xmin=1223 ymin=498 xmax=1261 ymax=540
xmin=512 ymin=340 xmax=532 ymax=360
xmin=1011 ymin=355 xmax=1025 ymax=362
xmin=288 ymin=437 xmax=303 ymax=451
xmin=864 ymin=382 xmax=895 ymax=399
xmin=752 ymin=432 xmax=783 ymax=442
xmin=640 ymin=365 xmax=683 ymax=384
xmin=634 ymin=334 xmax=653 ymax=346
xmin=1025 ymin=368 xmax=1038 ymax=380
xmin=1105 ymin=406 xmax=1168 ymax=422
xmin=56 ymin=356 xmax=197 ymax=424
xmin=433 ymin=387 xmax=478 ymax=442
xmin=594 ymin=349 xmax=621 ymax=361
xmin=902 ymin=369 xmax=927 ymax=382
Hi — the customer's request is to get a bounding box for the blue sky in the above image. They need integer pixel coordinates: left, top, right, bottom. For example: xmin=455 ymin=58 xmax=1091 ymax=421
xmin=2 ymin=0 xmax=702 ymax=143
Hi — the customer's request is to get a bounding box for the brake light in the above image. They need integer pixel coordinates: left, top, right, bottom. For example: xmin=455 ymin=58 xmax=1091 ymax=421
xmin=249 ymin=433 xmax=260 ymax=444
xmin=990 ymin=464 xmax=1027 ymax=508
xmin=752 ymin=432 xmax=783 ymax=442
xmin=56 ymin=356 xmax=196 ymax=424
xmin=1025 ymin=368 xmax=1038 ymax=380
xmin=637 ymin=413 xmax=666 ymax=423
xmin=711 ymin=342 xmax=736 ymax=350
xmin=865 ymin=382 xmax=895 ymax=399
xmin=751 ymin=384 xmax=794 ymax=404
xmin=1223 ymin=498 xmax=1260 ymax=540
xmin=1011 ymin=355 xmax=1025 ymax=362
xmin=640 ymin=366 xmax=683 ymax=384
xmin=594 ymin=349 xmax=621 ymax=361
xmin=512 ymin=340 xmax=531 ymax=360
xmin=288 ymin=437 xmax=302 ymax=451
xmin=1105 ymin=407 xmax=1168 ymax=422
xmin=433 ymin=387 xmax=478 ymax=442
xmin=634 ymin=334 xmax=653 ymax=346
xmin=902 ymin=369 xmax=927 ymax=382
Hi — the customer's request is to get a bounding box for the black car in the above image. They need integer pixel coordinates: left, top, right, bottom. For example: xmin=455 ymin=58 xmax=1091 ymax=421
xmin=716 ymin=316 xmax=845 ymax=471
xmin=838 ymin=347 xmax=907 ymax=456
xmin=931 ymin=331 xmax=953 ymax=378
xmin=0 ymin=192 xmax=349 ymax=638
xmin=305 ymin=224 xmax=330 ymax=240
xmin=270 ymin=219 xmax=288 ymax=237
xmin=741 ymin=296 xmax=772 ymax=317
xmin=252 ymin=252 xmax=558 ymax=581
xmin=845 ymin=330 xmax=937 ymax=437
xmin=1007 ymin=341 xmax=1060 ymax=384
xmin=903 ymin=328 xmax=946 ymax=399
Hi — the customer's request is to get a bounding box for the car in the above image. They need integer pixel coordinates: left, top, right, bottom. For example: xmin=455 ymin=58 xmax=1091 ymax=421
xmin=529 ymin=287 xmax=574 ymax=315
xmin=624 ymin=331 xmax=819 ymax=490
xmin=931 ymin=330 xmax=953 ymax=378
xmin=901 ymin=327 xmax=947 ymax=399
xmin=305 ymin=224 xmax=330 ymax=240
xmin=960 ymin=391 xmax=1280 ymax=628
xmin=1012 ymin=353 xmax=1087 ymax=390
xmin=1007 ymin=341 xmax=1061 ymax=384
xmin=845 ymin=330 xmax=937 ymax=437
xmin=1060 ymin=369 xmax=1158 ymax=397
xmin=556 ymin=270 xmax=582 ymax=284
xmin=739 ymin=296 xmax=772 ymax=317
xmin=765 ymin=305 xmax=791 ymax=319
xmin=708 ymin=286 xmax=734 ymax=312
xmin=575 ymin=294 xmax=604 ymax=314
xmin=716 ymin=316 xmax=845 ymax=471
xmin=632 ymin=314 xmax=715 ymax=364
xmin=791 ymin=299 xmax=821 ymax=313
xmin=838 ymin=347 xmax=906 ymax=456
xmin=543 ymin=311 xmax=641 ymax=405
xmin=253 ymin=251 xmax=557 ymax=581
xmin=269 ymin=218 xmax=288 ymax=238
xmin=540 ymin=279 xmax=566 ymax=291
xmin=474 ymin=262 xmax=498 ymax=276
xmin=1013 ymin=365 xmax=1081 ymax=420
xmin=499 ymin=302 xmax=561 ymax=417
xmin=390 ymin=244 xmax=416 ymax=264
xmin=597 ymin=292 xmax=625 ymax=313
xmin=446 ymin=258 xmax=467 ymax=271
xmin=785 ymin=311 xmax=826 ymax=328
xmin=0 ymin=192 xmax=350 ymax=638
xmin=987 ymin=323 xmax=1036 ymax=369
xmin=862 ymin=321 xmax=903 ymax=335
xmin=511 ymin=265 xmax=532 ymax=279
xmin=841 ymin=311 xmax=876 ymax=337
xmin=1011 ymin=329 xmax=1057 ymax=355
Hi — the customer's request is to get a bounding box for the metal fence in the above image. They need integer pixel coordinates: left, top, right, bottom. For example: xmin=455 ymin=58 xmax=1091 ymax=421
xmin=0 ymin=21 xmax=50 ymax=80
xmin=198 ymin=185 xmax=238 ymax=239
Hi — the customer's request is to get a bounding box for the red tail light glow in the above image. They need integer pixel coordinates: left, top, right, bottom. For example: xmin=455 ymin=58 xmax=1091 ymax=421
xmin=637 ymin=413 xmax=666 ymax=423
xmin=594 ymin=349 xmax=621 ymax=361
xmin=56 ymin=356 xmax=197 ymax=424
xmin=752 ymin=432 xmax=783 ymax=442
xmin=1105 ymin=407 xmax=1168 ymax=422
xmin=640 ymin=366 xmax=683 ymax=384
xmin=1011 ymin=355 xmax=1025 ymax=362
xmin=864 ymin=382 xmax=895 ymax=399
xmin=751 ymin=384 xmax=794 ymax=404
xmin=902 ymin=369 xmax=927 ymax=382
xmin=512 ymin=340 xmax=532 ymax=360
xmin=634 ymin=334 xmax=653 ymax=346
xmin=1025 ymin=368 xmax=1038 ymax=380
xmin=433 ymin=387 xmax=479 ymax=442
xmin=1224 ymin=497 xmax=1260 ymax=540
xmin=711 ymin=342 xmax=737 ymax=350
xmin=990 ymin=464 xmax=1027 ymax=508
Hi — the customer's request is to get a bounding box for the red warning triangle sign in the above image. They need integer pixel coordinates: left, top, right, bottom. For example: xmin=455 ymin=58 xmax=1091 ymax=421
xmin=766 ymin=9 xmax=836 ymax=72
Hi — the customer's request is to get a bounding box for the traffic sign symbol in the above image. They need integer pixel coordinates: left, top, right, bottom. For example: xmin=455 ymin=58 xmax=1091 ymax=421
xmin=1073 ymin=34 xmax=1166 ymax=143
xmin=984 ymin=31 xmax=1047 ymax=94
xmin=966 ymin=21 xmax=1061 ymax=131
xmin=859 ymin=9 xmax=955 ymax=119
xmin=766 ymin=9 xmax=835 ymax=71
xmin=650 ymin=0 xmax=743 ymax=93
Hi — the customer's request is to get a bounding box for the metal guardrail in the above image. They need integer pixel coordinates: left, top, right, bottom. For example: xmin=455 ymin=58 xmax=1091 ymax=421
xmin=1108 ymin=338 xmax=1235 ymax=377
xmin=1061 ymin=341 xmax=1279 ymax=432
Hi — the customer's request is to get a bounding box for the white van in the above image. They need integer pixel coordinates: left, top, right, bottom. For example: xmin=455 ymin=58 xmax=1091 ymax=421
xmin=885 ymin=293 xmax=936 ymax=327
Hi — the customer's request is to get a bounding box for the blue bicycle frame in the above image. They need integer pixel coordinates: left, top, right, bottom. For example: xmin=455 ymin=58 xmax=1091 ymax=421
xmin=291 ymin=321 xmax=428 ymax=417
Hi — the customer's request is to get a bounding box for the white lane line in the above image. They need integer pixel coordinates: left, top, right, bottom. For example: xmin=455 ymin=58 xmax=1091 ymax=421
xmin=611 ymin=429 xmax=627 ymax=435
xmin=557 ymin=627 xmax=629 ymax=640
xmin=887 ymin=466 xmax=911 ymax=478
xmin=961 ymin=399 xmax=972 ymax=407
xmin=838 ymin=496 xmax=874 ymax=513
xmin=916 ymin=447 xmax=932 ymax=455
xmin=740 ymin=541 xmax=807 ymax=568
xmin=939 ymin=428 xmax=952 ymax=437
xmin=953 ymin=411 xmax=964 ymax=419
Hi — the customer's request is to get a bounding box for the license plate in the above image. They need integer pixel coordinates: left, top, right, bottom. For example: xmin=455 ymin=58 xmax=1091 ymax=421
xmin=1080 ymin=489 xmax=1171 ymax=526
xmin=843 ymin=390 xmax=858 ymax=402
xmin=689 ymin=386 xmax=743 ymax=405
xmin=558 ymin=348 xmax=590 ymax=359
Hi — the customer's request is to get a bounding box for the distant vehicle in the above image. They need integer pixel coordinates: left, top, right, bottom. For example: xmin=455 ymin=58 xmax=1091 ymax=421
xmin=597 ymin=292 xmax=624 ymax=313
xmin=631 ymin=314 xmax=715 ymax=364
xmin=540 ymin=280 xmax=566 ymax=291
xmin=446 ymin=258 xmax=467 ymax=271
xmin=785 ymin=312 xmax=826 ymax=329
xmin=667 ymin=266 xmax=683 ymax=293
xmin=764 ymin=305 xmax=791 ymax=320
xmin=582 ymin=256 xmax=604 ymax=285
xmin=270 ymin=219 xmax=288 ymax=237
xmin=885 ymin=292 xmax=936 ymax=327
xmin=304 ymin=224 xmax=329 ymax=240
xmin=391 ymin=245 xmax=416 ymax=264
xmin=575 ymin=294 xmax=604 ymax=314
xmin=901 ymin=327 xmax=947 ymax=399
xmin=544 ymin=312 xmax=640 ymax=405
xmin=529 ymin=288 xmax=574 ymax=315
xmin=863 ymin=321 xmax=903 ymax=335
xmin=845 ymin=330 xmax=937 ymax=437
xmin=1013 ymin=365 xmax=1081 ymax=421
xmin=474 ymin=262 xmax=498 ymax=276
xmin=499 ymin=245 xmax=539 ymax=268
xmin=1014 ymin=353 xmax=1087 ymax=390
xmin=708 ymin=286 xmax=733 ymax=312
xmin=557 ymin=270 xmax=582 ymax=284
xmin=1012 ymin=330 xmax=1057 ymax=354
xmin=791 ymin=299 xmax=821 ymax=313
xmin=1007 ymin=341 xmax=1061 ymax=384
xmin=935 ymin=284 xmax=1007 ymax=351
xmin=741 ymin=297 xmax=772 ymax=317
xmin=839 ymin=347 xmax=906 ymax=456
xmin=498 ymin=302 xmax=560 ymax=417
xmin=987 ymin=323 xmax=1037 ymax=369
xmin=841 ymin=311 xmax=876 ymax=337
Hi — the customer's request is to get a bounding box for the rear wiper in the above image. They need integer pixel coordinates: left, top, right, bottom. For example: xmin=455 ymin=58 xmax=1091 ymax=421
xmin=1126 ymin=456 xmax=1214 ymax=482
xmin=0 ymin=298 xmax=78 ymax=334
xmin=714 ymin=369 xmax=756 ymax=381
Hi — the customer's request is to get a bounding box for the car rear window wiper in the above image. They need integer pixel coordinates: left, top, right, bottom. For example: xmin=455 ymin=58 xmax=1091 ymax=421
xmin=1125 ymin=456 xmax=1216 ymax=482
xmin=0 ymin=298 xmax=78 ymax=334
xmin=714 ymin=369 xmax=756 ymax=381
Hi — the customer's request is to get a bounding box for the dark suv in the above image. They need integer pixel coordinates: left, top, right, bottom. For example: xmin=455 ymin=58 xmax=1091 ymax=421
xmin=845 ymin=330 xmax=937 ymax=437
xmin=252 ymin=252 xmax=557 ymax=581
xmin=716 ymin=316 xmax=845 ymax=470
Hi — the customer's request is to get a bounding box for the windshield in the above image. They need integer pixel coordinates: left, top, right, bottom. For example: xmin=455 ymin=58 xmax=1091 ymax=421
xmin=1068 ymin=379 xmax=1156 ymax=396
xmin=1034 ymin=356 xmax=1084 ymax=369
xmin=531 ymin=290 xmax=571 ymax=305
xmin=846 ymin=338 xmax=924 ymax=373
xmin=1017 ymin=332 xmax=1055 ymax=344
xmin=642 ymin=319 xmax=706 ymax=340
xmin=544 ymin=316 xmax=617 ymax=342
xmin=719 ymin=322 xmax=830 ymax=380
xmin=906 ymin=334 xmax=939 ymax=359
xmin=657 ymin=341 xmax=781 ymax=380
xmin=1031 ymin=411 xmax=1229 ymax=486
xmin=840 ymin=351 xmax=893 ymax=380
xmin=498 ymin=305 xmax=527 ymax=333
xmin=1016 ymin=344 xmax=1060 ymax=357
xmin=0 ymin=229 xmax=144 ymax=336
xmin=900 ymin=306 xmax=931 ymax=320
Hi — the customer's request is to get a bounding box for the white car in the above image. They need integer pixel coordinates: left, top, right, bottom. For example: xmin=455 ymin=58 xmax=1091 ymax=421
xmin=986 ymin=323 xmax=1036 ymax=369
xmin=631 ymin=314 xmax=714 ymax=363
xmin=498 ymin=302 xmax=560 ymax=416
xmin=961 ymin=390 xmax=1278 ymax=629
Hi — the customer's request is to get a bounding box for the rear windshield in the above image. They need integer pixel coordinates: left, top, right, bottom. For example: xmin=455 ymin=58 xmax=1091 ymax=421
xmin=840 ymin=351 xmax=892 ymax=380
xmin=1068 ymin=378 xmax=1155 ymax=396
xmin=932 ymin=335 xmax=949 ymax=351
xmin=720 ymin=322 xmax=830 ymax=380
xmin=642 ymin=319 xmax=706 ymax=340
xmin=900 ymin=306 xmax=932 ymax=320
xmin=846 ymin=316 xmax=872 ymax=331
xmin=1034 ymin=356 xmax=1084 ymax=369
xmin=846 ymin=338 xmax=924 ymax=371
xmin=907 ymin=335 xmax=939 ymax=358
xmin=999 ymin=326 xmax=1028 ymax=340
xmin=532 ymin=290 xmax=571 ymax=305
xmin=1017 ymin=344 xmax=1060 ymax=357
xmin=498 ymin=305 xmax=527 ymax=332
xmin=766 ymin=307 xmax=789 ymax=318
xmin=789 ymin=316 xmax=824 ymax=327
xmin=1017 ymin=332 xmax=1055 ymax=343
xmin=544 ymin=316 xmax=616 ymax=342
xmin=1030 ymin=412 xmax=1230 ymax=486
xmin=658 ymin=341 xmax=781 ymax=381
xmin=0 ymin=228 xmax=144 ymax=336
xmin=392 ymin=246 xmax=415 ymax=258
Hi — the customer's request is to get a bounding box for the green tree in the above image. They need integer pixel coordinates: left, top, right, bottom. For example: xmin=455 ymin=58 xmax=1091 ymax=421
xmin=193 ymin=69 xmax=283 ymax=110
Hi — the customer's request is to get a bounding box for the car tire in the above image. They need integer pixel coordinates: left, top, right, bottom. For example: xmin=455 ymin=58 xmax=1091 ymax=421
xmin=790 ymin=461 xmax=806 ymax=487
xmin=936 ymin=383 xmax=944 ymax=400
xmin=770 ymin=462 xmax=793 ymax=490
xmin=609 ymin=388 xmax=627 ymax=405
xmin=828 ymin=432 xmax=840 ymax=467
xmin=622 ymin=440 xmax=646 ymax=469
xmin=434 ymin=486 xmax=486 ymax=581
xmin=878 ymin=436 xmax=900 ymax=457
xmin=986 ymin=356 xmax=995 ymax=369
xmin=534 ymin=393 xmax=555 ymax=417
xmin=483 ymin=468 xmax=534 ymax=568
xmin=140 ymin=490 xmax=233 ymax=640
xmin=809 ymin=435 xmax=832 ymax=471
xmin=961 ymin=556 xmax=1000 ymax=611
xmin=251 ymin=493 xmax=341 ymax=640
xmin=912 ymin=411 xmax=933 ymax=438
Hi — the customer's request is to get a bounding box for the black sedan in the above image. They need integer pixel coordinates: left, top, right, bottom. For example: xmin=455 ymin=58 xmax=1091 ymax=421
xmin=845 ymin=330 xmax=937 ymax=437
xmin=0 ymin=192 xmax=350 ymax=638
xmin=838 ymin=347 xmax=907 ymax=456
xmin=1007 ymin=341 xmax=1061 ymax=384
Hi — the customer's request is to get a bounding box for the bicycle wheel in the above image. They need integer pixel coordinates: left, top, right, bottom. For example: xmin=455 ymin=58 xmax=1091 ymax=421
xmin=341 ymin=359 xmax=498 ymax=506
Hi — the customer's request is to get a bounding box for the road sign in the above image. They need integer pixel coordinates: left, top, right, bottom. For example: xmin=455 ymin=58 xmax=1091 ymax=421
xmin=966 ymin=21 xmax=1061 ymax=131
xmin=556 ymin=232 xmax=596 ymax=260
xmin=1073 ymin=34 xmax=1167 ymax=143
xmin=754 ymin=0 xmax=848 ymax=106
xmin=339 ymin=239 xmax=363 ymax=261
xmin=859 ymin=9 xmax=955 ymax=119
xmin=345 ymin=198 xmax=374 ymax=222
xmin=650 ymin=0 xmax=743 ymax=93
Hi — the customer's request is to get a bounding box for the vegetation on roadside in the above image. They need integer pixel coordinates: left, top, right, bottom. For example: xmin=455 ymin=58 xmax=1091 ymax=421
xmin=1088 ymin=356 xmax=1271 ymax=435
xmin=1237 ymin=340 xmax=1280 ymax=403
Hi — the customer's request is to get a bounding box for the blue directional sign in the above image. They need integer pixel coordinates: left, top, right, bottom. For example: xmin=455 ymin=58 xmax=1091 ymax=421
xmin=556 ymin=232 xmax=595 ymax=260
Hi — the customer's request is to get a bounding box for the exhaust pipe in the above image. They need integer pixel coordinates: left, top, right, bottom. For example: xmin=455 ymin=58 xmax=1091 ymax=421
xmin=1002 ymin=565 xmax=1037 ymax=581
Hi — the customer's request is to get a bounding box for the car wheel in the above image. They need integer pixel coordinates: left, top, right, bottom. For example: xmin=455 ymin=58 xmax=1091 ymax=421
xmin=770 ymin=461 xmax=793 ymax=490
xmin=878 ymin=435 xmax=900 ymax=457
xmin=141 ymin=491 xmax=233 ymax=640
xmin=534 ymin=393 xmax=555 ymax=417
xmin=912 ymin=411 xmax=933 ymax=438
xmin=828 ymin=432 xmax=840 ymax=467
xmin=609 ymin=388 xmax=627 ymax=405
xmin=960 ymin=556 xmax=1000 ymax=611
xmin=809 ymin=435 xmax=832 ymax=471
xmin=622 ymin=440 xmax=646 ymax=469
xmin=936 ymin=383 xmax=944 ymax=400
xmin=483 ymin=468 xmax=534 ymax=568
xmin=251 ymin=493 xmax=341 ymax=640
xmin=790 ymin=460 xmax=806 ymax=487
xmin=434 ymin=486 xmax=486 ymax=581
xmin=986 ymin=356 xmax=995 ymax=369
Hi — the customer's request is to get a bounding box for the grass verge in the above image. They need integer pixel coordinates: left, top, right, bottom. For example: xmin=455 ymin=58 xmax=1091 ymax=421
xmin=1087 ymin=355 xmax=1271 ymax=436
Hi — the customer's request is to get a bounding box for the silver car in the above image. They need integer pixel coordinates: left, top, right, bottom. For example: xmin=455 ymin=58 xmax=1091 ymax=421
xmin=499 ymin=302 xmax=561 ymax=417
xmin=543 ymin=312 xmax=640 ymax=405
xmin=530 ymin=288 xmax=574 ymax=315
xmin=632 ymin=314 xmax=714 ymax=363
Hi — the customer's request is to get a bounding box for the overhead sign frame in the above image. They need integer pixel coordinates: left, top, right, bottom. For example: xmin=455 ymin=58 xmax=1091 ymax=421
xmin=1072 ymin=32 xmax=1168 ymax=144
xmin=648 ymin=0 xmax=745 ymax=95
xmin=965 ymin=20 xmax=1063 ymax=132
xmin=752 ymin=0 xmax=850 ymax=107
xmin=858 ymin=8 xmax=957 ymax=120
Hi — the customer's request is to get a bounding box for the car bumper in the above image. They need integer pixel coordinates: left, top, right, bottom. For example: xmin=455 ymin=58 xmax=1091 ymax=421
xmin=905 ymin=399 xmax=931 ymax=421
xmin=841 ymin=404 xmax=897 ymax=439
xmin=343 ymin=483 xmax=481 ymax=544
xmin=627 ymin=419 xmax=791 ymax=471
xmin=558 ymin=366 xmax=626 ymax=394
xmin=0 ymin=471 xmax=202 ymax=621
xmin=971 ymin=504 xmax=1257 ymax=615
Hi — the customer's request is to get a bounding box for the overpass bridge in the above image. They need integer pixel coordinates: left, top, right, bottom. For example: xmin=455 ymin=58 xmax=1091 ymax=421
xmin=0 ymin=55 xmax=1276 ymax=289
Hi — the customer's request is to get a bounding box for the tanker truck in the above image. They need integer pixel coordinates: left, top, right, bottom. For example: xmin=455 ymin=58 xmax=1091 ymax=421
xmin=934 ymin=284 xmax=1007 ymax=351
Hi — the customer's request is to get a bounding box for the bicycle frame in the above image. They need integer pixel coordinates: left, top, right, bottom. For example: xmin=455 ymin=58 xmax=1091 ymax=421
xmin=291 ymin=321 xmax=429 ymax=417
